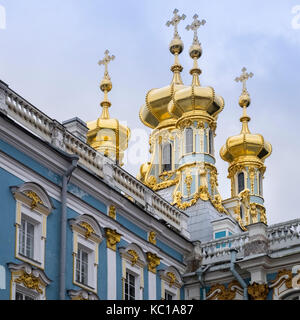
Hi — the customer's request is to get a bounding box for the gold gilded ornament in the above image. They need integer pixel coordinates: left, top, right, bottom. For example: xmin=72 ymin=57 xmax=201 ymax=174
xmin=146 ymin=252 xmax=160 ymax=274
xmin=15 ymin=272 xmax=43 ymax=294
xmin=108 ymin=205 xmax=116 ymax=219
xmin=105 ymin=228 xmax=121 ymax=251
xmin=247 ymin=282 xmax=269 ymax=300
xmin=127 ymin=250 xmax=139 ymax=266
xmin=148 ymin=231 xmax=157 ymax=245
xmin=167 ymin=272 xmax=177 ymax=287
xmin=24 ymin=191 xmax=43 ymax=210
xmin=80 ymin=222 xmax=94 ymax=239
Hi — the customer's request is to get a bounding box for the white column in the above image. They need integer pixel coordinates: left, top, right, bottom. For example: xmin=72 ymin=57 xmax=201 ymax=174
xmin=107 ymin=248 xmax=116 ymax=299
xmin=148 ymin=271 xmax=156 ymax=300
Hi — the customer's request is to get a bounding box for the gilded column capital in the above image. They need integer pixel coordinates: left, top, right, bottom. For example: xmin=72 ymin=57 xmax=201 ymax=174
xmin=247 ymin=282 xmax=269 ymax=300
xmin=105 ymin=228 xmax=121 ymax=251
xmin=146 ymin=252 xmax=160 ymax=274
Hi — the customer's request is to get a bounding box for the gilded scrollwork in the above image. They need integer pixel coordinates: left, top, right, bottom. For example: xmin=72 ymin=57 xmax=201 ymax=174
xmin=207 ymin=281 xmax=243 ymax=300
xmin=15 ymin=272 xmax=43 ymax=294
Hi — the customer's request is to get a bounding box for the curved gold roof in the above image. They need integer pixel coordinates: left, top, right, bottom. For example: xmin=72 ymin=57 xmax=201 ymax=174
xmin=169 ymin=85 xmax=224 ymax=119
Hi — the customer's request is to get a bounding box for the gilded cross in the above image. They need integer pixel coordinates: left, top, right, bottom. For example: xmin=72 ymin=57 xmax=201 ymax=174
xmin=166 ymin=8 xmax=186 ymax=38
xmin=186 ymin=14 xmax=206 ymax=44
xmin=98 ymin=50 xmax=115 ymax=77
xmin=235 ymin=67 xmax=253 ymax=92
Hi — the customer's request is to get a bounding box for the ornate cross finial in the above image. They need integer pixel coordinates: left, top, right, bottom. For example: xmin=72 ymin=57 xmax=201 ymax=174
xmin=98 ymin=50 xmax=115 ymax=78
xmin=235 ymin=67 xmax=253 ymax=92
xmin=186 ymin=14 xmax=206 ymax=44
xmin=166 ymin=8 xmax=186 ymax=39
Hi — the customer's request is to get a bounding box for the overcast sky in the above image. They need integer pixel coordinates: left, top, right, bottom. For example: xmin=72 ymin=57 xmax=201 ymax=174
xmin=0 ymin=0 xmax=299 ymax=225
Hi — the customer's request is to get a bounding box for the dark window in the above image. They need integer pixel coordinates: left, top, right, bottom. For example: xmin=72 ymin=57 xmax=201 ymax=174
xmin=16 ymin=291 xmax=35 ymax=300
xmin=237 ymin=172 xmax=245 ymax=194
xmin=165 ymin=292 xmax=173 ymax=300
xmin=124 ymin=272 xmax=135 ymax=300
xmin=185 ymin=128 xmax=193 ymax=153
xmin=162 ymin=143 xmax=172 ymax=172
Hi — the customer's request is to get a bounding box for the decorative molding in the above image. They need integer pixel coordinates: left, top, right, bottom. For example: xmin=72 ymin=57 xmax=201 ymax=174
xmin=67 ymin=289 xmax=99 ymax=300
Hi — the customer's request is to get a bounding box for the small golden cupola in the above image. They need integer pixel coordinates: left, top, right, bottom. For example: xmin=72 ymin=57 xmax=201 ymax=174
xmin=139 ymin=9 xmax=188 ymax=130
xmin=87 ymin=50 xmax=130 ymax=166
xmin=220 ymin=68 xmax=272 ymax=228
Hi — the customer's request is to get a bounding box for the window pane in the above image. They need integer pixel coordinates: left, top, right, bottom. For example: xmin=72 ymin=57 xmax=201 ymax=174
xmin=125 ymin=272 xmax=135 ymax=300
xmin=19 ymin=218 xmax=34 ymax=259
xmin=162 ymin=143 xmax=172 ymax=172
xmin=237 ymin=172 xmax=245 ymax=194
xmin=77 ymin=248 xmax=89 ymax=285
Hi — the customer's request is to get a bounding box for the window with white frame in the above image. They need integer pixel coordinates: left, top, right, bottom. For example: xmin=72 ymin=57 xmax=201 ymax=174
xmin=11 ymin=182 xmax=53 ymax=270
xmin=159 ymin=267 xmax=183 ymax=300
xmin=69 ymin=214 xmax=103 ymax=293
xmin=76 ymin=246 xmax=89 ymax=286
xmin=19 ymin=217 xmax=35 ymax=260
xmin=119 ymin=244 xmax=147 ymax=301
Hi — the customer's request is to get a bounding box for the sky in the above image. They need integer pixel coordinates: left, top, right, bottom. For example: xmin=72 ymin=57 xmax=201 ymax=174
xmin=0 ymin=0 xmax=299 ymax=225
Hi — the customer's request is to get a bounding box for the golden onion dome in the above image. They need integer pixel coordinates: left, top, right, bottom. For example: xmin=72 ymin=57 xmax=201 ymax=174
xmin=168 ymin=15 xmax=224 ymax=122
xmin=220 ymin=68 xmax=272 ymax=164
xmin=87 ymin=51 xmax=130 ymax=165
xmin=139 ymin=9 xmax=188 ymax=130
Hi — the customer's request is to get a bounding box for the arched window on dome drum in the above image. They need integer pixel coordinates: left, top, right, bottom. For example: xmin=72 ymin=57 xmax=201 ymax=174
xmin=162 ymin=143 xmax=172 ymax=172
xmin=209 ymin=129 xmax=213 ymax=155
xmin=237 ymin=172 xmax=245 ymax=194
xmin=185 ymin=128 xmax=193 ymax=154
xmin=258 ymin=172 xmax=263 ymax=196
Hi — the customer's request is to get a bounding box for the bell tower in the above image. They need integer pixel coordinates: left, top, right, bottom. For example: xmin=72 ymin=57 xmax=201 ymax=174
xmin=138 ymin=11 xmax=235 ymax=242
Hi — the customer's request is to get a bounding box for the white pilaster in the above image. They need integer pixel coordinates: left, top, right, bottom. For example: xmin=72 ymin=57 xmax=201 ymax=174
xmin=148 ymin=271 xmax=156 ymax=300
xmin=107 ymin=248 xmax=116 ymax=299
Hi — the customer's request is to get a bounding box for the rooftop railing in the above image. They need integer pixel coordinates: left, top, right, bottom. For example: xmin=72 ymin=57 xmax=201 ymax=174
xmin=0 ymin=82 xmax=189 ymax=237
